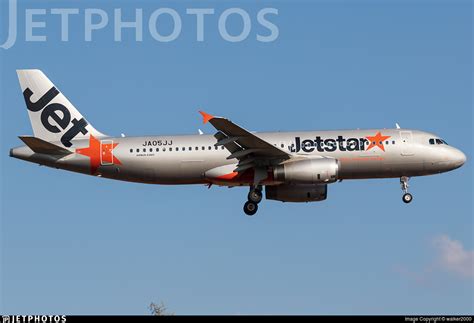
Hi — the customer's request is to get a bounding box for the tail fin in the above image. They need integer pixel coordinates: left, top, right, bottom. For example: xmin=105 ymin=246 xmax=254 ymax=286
xmin=16 ymin=69 xmax=105 ymax=148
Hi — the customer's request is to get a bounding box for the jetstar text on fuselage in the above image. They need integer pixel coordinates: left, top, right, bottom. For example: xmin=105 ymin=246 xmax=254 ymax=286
xmin=291 ymin=136 xmax=375 ymax=153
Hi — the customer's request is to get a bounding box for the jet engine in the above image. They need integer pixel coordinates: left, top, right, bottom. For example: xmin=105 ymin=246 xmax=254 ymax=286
xmin=265 ymin=184 xmax=327 ymax=202
xmin=273 ymin=158 xmax=339 ymax=184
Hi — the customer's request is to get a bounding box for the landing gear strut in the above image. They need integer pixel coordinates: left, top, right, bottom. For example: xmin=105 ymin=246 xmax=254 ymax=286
xmin=400 ymin=176 xmax=413 ymax=204
xmin=244 ymin=186 xmax=263 ymax=216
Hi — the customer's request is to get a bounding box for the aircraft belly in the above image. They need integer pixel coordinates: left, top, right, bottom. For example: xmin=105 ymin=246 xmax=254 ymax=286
xmin=116 ymin=153 xmax=232 ymax=184
xmin=380 ymin=154 xmax=425 ymax=176
xmin=337 ymin=150 xmax=426 ymax=178
xmin=180 ymin=160 xmax=204 ymax=180
xmin=336 ymin=151 xmax=383 ymax=179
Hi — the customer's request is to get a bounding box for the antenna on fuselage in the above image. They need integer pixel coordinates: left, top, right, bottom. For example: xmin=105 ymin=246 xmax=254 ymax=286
xmin=198 ymin=129 xmax=204 ymax=135
xmin=395 ymin=123 xmax=401 ymax=129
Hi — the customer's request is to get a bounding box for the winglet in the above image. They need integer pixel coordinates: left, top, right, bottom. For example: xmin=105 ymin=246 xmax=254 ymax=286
xmin=199 ymin=110 xmax=214 ymax=124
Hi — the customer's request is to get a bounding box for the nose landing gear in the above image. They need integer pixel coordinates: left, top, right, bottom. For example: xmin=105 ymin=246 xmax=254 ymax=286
xmin=244 ymin=186 xmax=263 ymax=216
xmin=400 ymin=176 xmax=413 ymax=204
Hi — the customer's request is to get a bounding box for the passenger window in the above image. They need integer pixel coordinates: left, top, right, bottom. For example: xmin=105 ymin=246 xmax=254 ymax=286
xmin=156 ymin=148 xmax=159 ymax=152
xmin=130 ymin=149 xmax=133 ymax=153
xmin=195 ymin=147 xmax=198 ymax=150
xmin=189 ymin=147 xmax=192 ymax=151
xmin=429 ymin=139 xmax=435 ymax=145
xmin=202 ymin=146 xmax=205 ymax=150
xmin=392 ymin=141 xmax=395 ymax=145
xmin=221 ymin=146 xmax=225 ymax=150
xmin=143 ymin=148 xmax=146 ymax=152
xmin=215 ymin=146 xmax=218 ymax=150
xmin=176 ymin=147 xmax=179 ymax=151
xmin=149 ymin=148 xmax=153 ymax=152
xmin=136 ymin=149 xmax=139 ymax=153
xmin=182 ymin=147 xmax=185 ymax=151
xmin=208 ymin=146 xmax=212 ymax=150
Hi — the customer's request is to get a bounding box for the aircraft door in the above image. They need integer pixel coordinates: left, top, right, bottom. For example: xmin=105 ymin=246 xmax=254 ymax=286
xmin=101 ymin=140 xmax=114 ymax=165
xmin=400 ymin=131 xmax=414 ymax=156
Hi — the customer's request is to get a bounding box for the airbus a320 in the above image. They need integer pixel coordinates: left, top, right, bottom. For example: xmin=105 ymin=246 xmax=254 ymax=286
xmin=10 ymin=70 xmax=466 ymax=215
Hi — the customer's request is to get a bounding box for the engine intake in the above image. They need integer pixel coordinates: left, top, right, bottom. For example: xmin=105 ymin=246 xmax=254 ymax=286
xmin=266 ymin=184 xmax=327 ymax=202
xmin=273 ymin=158 xmax=339 ymax=184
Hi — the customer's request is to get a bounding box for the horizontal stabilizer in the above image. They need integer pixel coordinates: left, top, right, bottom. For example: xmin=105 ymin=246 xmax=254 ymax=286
xmin=19 ymin=136 xmax=72 ymax=155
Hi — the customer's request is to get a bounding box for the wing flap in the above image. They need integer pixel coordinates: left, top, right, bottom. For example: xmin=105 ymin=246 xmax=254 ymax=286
xmin=226 ymin=148 xmax=262 ymax=160
xmin=214 ymin=131 xmax=241 ymax=153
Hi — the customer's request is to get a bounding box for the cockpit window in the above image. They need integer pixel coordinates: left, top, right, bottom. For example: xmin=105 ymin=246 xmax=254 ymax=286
xmin=430 ymin=138 xmax=448 ymax=145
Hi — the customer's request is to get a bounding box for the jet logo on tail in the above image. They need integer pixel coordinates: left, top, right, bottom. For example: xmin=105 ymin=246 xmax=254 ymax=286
xmin=23 ymin=86 xmax=89 ymax=147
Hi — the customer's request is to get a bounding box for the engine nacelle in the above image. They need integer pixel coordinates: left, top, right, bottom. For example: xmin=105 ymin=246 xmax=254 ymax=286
xmin=273 ymin=158 xmax=339 ymax=184
xmin=265 ymin=184 xmax=327 ymax=202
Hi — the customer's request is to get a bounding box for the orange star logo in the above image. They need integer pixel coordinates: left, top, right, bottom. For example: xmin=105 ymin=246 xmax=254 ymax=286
xmin=76 ymin=135 xmax=121 ymax=175
xmin=365 ymin=132 xmax=391 ymax=152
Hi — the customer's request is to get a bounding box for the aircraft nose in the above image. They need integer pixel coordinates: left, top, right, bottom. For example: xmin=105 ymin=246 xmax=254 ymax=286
xmin=451 ymin=148 xmax=466 ymax=168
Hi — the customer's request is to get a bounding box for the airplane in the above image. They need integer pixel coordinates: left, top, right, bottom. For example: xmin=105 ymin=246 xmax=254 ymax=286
xmin=10 ymin=70 xmax=467 ymax=216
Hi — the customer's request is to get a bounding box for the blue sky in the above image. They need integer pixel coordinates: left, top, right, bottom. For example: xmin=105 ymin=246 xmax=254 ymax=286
xmin=1 ymin=0 xmax=472 ymax=315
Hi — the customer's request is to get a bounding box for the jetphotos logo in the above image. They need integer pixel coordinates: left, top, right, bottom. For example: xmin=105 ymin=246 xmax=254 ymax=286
xmin=291 ymin=132 xmax=392 ymax=153
xmin=1 ymin=316 xmax=66 ymax=323
xmin=0 ymin=0 xmax=279 ymax=50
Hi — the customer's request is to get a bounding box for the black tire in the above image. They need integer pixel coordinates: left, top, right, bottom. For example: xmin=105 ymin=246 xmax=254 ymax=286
xmin=402 ymin=193 xmax=413 ymax=204
xmin=243 ymin=201 xmax=258 ymax=216
xmin=248 ymin=189 xmax=263 ymax=204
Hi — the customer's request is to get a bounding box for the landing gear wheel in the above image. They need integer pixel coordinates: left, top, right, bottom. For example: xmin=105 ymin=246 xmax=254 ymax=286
xmin=400 ymin=176 xmax=413 ymax=204
xmin=243 ymin=201 xmax=258 ymax=216
xmin=248 ymin=189 xmax=263 ymax=204
xmin=402 ymin=193 xmax=413 ymax=204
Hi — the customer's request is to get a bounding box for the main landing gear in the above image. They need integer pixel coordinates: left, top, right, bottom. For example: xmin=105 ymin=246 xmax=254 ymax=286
xmin=244 ymin=186 xmax=263 ymax=216
xmin=400 ymin=176 xmax=413 ymax=204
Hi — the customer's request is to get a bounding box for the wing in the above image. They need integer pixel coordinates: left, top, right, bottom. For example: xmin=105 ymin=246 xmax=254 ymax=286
xmin=199 ymin=111 xmax=291 ymax=172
